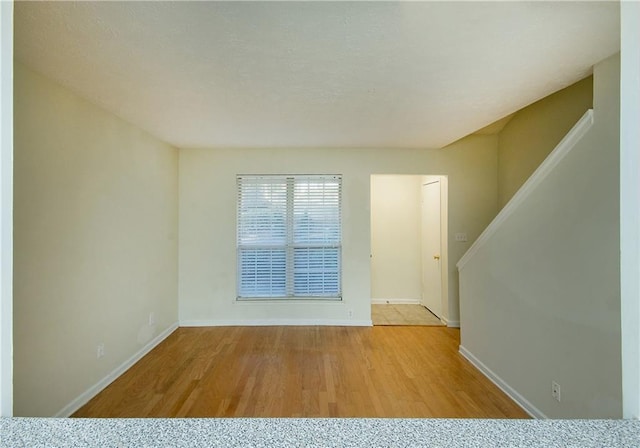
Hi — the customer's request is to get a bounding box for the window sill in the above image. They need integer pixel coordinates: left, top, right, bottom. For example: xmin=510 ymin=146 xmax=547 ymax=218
xmin=235 ymin=297 xmax=343 ymax=303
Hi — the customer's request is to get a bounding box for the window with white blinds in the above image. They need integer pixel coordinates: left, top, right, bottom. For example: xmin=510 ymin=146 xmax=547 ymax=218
xmin=237 ymin=175 xmax=342 ymax=299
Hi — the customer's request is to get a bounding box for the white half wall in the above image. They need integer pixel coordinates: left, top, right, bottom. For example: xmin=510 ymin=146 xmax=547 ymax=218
xmin=178 ymin=137 xmax=498 ymax=326
xmin=458 ymin=54 xmax=621 ymax=418
xmin=0 ymin=0 xmax=14 ymax=417
xmin=13 ymin=63 xmax=179 ymax=416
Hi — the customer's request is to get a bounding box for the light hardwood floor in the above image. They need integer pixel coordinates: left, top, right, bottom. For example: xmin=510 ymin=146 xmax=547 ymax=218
xmin=73 ymin=326 xmax=529 ymax=418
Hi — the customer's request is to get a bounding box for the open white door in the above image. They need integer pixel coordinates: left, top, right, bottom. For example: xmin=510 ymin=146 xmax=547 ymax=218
xmin=421 ymin=179 xmax=442 ymax=318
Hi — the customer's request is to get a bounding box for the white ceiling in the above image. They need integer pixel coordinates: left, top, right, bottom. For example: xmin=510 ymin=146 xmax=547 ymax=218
xmin=14 ymin=1 xmax=620 ymax=149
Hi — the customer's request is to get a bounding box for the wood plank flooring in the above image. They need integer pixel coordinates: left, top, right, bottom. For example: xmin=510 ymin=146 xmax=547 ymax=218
xmin=72 ymin=326 xmax=529 ymax=419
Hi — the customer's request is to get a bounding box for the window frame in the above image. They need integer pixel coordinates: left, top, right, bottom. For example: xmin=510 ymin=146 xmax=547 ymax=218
xmin=236 ymin=174 xmax=343 ymax=301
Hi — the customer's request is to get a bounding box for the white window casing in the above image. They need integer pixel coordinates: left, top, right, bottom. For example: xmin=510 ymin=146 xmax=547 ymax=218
xmin=237 ymin=175 xmax=342 ymax=299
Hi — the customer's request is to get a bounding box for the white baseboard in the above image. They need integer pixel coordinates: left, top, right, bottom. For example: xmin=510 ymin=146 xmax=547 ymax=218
xmin=54 ymin=322 xmax=179 ymax=418
xmin=371 ymin=298 xmax=421 ymax=305
xmin=445 ymin=320 xmax=460 ymax=328
xmin=180 ymin=319 xmax=373 ymax=327
xmin=459 ymin=345 xmax=546 ymax=419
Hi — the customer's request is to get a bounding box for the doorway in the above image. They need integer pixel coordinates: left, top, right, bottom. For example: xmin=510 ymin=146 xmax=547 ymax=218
xmin=370 ymin=175 xmax=448 ymax=326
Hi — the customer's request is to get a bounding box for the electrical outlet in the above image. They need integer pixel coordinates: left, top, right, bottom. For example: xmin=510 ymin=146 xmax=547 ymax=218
xmin=455 ymin=233 xmax=468 ymax=242
xmin=149 ymin=311 xmax=156 ymax=326
xmin=348 ymin=309 xmax=353 ymax=319
xmin=552 ymin=381 xmax=561 ymax=402
xmin=96 ymin=343 xmax=105 ymax=359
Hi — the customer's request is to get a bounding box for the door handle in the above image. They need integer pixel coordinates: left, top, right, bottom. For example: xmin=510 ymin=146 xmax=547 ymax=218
xmin=433 ymin=255 xmax=440 ymax=260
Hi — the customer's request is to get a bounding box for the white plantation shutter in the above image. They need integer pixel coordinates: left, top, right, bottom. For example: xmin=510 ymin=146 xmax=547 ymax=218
xmin=237 ymin=175 xmax=342 ymax=298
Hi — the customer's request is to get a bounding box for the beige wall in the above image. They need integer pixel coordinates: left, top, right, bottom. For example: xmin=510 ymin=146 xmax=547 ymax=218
xmin=179 ymin=136 xmax=497 ymax=326
xmin=370 ymin=175 xmax=422 ymax=301
xmin=13 ymin=63 xmax=179 ymax=416
xmin=498 ymin=76 xmax=593 ymax=208
xmin=459 ymin=55 xmax=621 ymax=418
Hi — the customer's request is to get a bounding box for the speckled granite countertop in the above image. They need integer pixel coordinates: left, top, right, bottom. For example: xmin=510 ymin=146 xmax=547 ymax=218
xmin=1 ymin=418 xmax=639 ymax=447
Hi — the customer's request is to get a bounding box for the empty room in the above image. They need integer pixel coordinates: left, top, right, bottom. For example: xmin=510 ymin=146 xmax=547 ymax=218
xmin=4 ymin=0 xmax=639 ymax=434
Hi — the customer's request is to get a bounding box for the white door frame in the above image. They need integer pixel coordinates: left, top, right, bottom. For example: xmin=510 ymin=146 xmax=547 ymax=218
xmin=0 ymin=0 xmax=14 ymax=417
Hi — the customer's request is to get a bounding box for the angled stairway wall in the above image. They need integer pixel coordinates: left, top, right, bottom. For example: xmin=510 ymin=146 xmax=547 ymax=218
xmin=457 ymin=54 xmax=621 ymax=418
